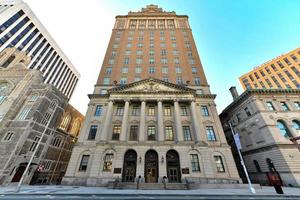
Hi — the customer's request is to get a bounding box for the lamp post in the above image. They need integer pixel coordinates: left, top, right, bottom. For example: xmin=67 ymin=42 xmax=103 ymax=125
xmin=228 ymin=122 xmax=256 ymax=194
xmin=16 ymin=104 xmax=58 ymax=192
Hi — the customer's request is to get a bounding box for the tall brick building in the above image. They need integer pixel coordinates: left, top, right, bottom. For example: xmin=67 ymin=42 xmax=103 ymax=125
xmin=63 ymin=5 xmax=240 ymax=187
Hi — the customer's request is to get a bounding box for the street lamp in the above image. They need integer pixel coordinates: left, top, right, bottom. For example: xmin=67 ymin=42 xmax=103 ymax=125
xmin=228 ymin=122 xmax=256 ymax=194
xmin=16 ymin=104 xmax=59 ymax=192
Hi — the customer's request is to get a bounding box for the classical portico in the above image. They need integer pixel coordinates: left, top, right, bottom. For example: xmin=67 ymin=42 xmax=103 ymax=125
xmin=63 ymin=79 xmax=241 ymax=186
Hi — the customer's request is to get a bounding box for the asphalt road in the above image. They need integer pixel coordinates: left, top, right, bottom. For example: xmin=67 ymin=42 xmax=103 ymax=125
xmin=1 ymin=194 xmax=300 ymax=200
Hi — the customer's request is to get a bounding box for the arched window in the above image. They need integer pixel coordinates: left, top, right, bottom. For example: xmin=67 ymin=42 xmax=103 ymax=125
xmin=70 ymin=118 xmax=81 ymax=136
xmin=0 ymin=82 xmax=9 ymax=105
xmin=253 ymin=160 xmax=261 ymax=172
xmin=266 ymin=158 xmax=276 ymax=172
xmin=292 ymin=120 xmax=300 ymax=135
xmin=49 ymin=100 xmax=58 ymax=109
xmin=59 ymin=114 xmax=71 ymax=131
xmin=276 ymin=120 xmax=292 ymax=138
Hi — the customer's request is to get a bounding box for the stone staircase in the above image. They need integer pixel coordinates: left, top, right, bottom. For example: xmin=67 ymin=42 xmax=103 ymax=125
xmin=107 ymin=182 xmax=190 ymax=190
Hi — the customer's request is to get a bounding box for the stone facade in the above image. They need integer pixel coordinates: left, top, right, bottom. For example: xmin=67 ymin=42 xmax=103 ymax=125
xmin=220 ymin=88 xmax=300 ymax=187
xmin=0 ymin=49 xmax=83 ymax=185
xmin=63 ymin=79 xmax=241 ymax=186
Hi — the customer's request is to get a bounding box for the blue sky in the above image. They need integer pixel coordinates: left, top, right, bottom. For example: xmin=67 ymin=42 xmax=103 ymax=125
xmin=26 ymin=0 xmax=300 ymax=114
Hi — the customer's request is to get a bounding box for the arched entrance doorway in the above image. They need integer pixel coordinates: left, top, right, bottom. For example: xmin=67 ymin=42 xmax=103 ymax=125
xmin=166 ymin=150 xmax=181 ymax=183
xmin=144 ymin=150 xmax=158 ymax=183
xmin=11 ymin=164 xmax=26 ymax=182
xmin=122 ymin=149 xmax=137 ymax=182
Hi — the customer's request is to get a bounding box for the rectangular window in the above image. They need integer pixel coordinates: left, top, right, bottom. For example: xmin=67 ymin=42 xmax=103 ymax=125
xmin=174 ymin=58 xmax=180 ymax=65
xmin=120 ymin=77 xmax=127 ymax=85
xmin=149 ymin=58 xmax=155 ymax=64
xmin=214 ymin=156 xmax=225 ymax=172
xmin=3 ymin=131 xmax=14 ymax=141
xmin=176 ymin=77 xmax=183 ymax=84
xmin=112 ymin=125 xmax=121 ymax=140
xmin=103 ymin=153 xmax=113 ymax=171
xmin=124 ymin=58 xmax=130 ymax=64
xmin=244 ymin=107 xmax=251 ymax=116
xmin=129 ymin=125 xmax=138 ymax=141
xmin=147 ymin=126 xmax=156 ymax=141
xmin=190 ymin=154 xmax=200 ymax=172
xmin=206 ymin=126 xmax=216 ymax=141
xmin=164 ymin=106 xmax=171 ymax=116
xmin=162 ymin=66 xmax=168 ymax=74
xmin=162 ymin=76 xmax=168 ymax=82
xmin=175 ymin=66 xmax=182 ymax=73
xmin=132 ymin=106 xmax=139 ymax=116
xmin=88 ymin=125 xmax=98 ymax=140
xmin=108 ymin=59 xmax=114 ymax=65
xmin=280 ymin=102 xmax=289 ymax=111
xmin=103 ymin=77 xmax=110 ymax=85
xmin=161 ymin=49 xmax=167 ymax=55
xmin=165 ymin=126 xmax=174 ymax=141
xmin=149 ymin=50 xmax=155 ymax=56
xmin=125 ymin=50 xmax=131 ymax=56
xmin=116 ymin=106 xmax=124 ymax=116
xmin=183 ymin=126 xmax=192 ymax=141
xmin=194 ymin=77 xmax=201 ymax=85
xmin=95 ymin=105 xmax=103 ymax=116
xmin=192 ymin=67 xmax=197 ymax=74
xmin=201 ymin=106 xmax=209 ymax=116
xmin=149 ymin=67 xmax=155 ymax=74
xmin=181 ymin=106 xmax=188 ymax=116
xmin=161 ymin=58 xmax=168 ymax=64
xmin=29 ymin=137 xmax=40 ymax=152
xmin=148 ymin=106 xmax=155 ymax=116
xmin=106 ymin=67 xmax=112 ymax=75
xmin=137 ymin=50 xmax=143 ymax=55
xmin=17 ymin=105 xmax=31 ymax=120
xmin=135 ymin=66 xmax=142 ymax=74
xmin=79 ymin=155 xmax=90 ymax=171
xmin=122 ymin=67 xmax=128 ymax=73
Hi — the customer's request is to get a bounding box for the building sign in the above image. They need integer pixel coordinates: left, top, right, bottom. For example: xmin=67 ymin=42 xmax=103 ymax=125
xmin=181 ymin=168 xmax=189 ymax=174
xmin=113 ymin=168 xmax=122 ymax=174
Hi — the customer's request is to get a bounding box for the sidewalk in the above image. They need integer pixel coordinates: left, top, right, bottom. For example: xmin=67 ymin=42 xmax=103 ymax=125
xmin=0 ymin=185 xmax=300 ymax=196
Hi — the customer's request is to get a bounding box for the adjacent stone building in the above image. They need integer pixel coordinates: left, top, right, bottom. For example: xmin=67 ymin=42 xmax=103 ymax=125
xmin=220 ymin=87 xmax=300 ymax=186
xmin=63 ymin=5 xmax=241 ymax=187
xmin=0 ymin=48 xmax=83 ymax=185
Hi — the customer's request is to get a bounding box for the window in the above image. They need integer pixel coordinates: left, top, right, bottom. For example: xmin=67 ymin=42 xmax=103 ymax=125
xmin=88 ymin=125 xmax=98 ymax=140
xmin=129 ymin=125 xmax=138 ymax=141
xmin=194 ymin=77 xmax=201 ymax=85
xmin=181 ymin=106 xmax=188 ymax=116
xmin=162 ymin=76 xmax=168 ymax=82
xmin=192 ymin=67 xmax=197 ymax=74
xmin=108 ymin=59 xmax=114 ymax=65
xmin=126 ymin=43 xmax=132 ymax=48
xmin=161 ymin=49 xmax=167 ymax=55
xmin=294 ymin=102 xmax=300 ymax=110
xmin=136 ymin=66 xmax=142 ymax=74
xmin=137 ymin=43 xmax=143 ymax=48
xmin=165 ymin=126 xmax=174 ymax=141
xmin=148 ymin=106 xmax=155 ymax=116
xmin=176 ymin=77 xmax=183 ymax=84
xmin=3 ymin=131 xmax=14 ymax=141
xmin=244 ymin=107 xmax=251 ymax=116
xmin=190 ymin=154 xmax=200 ymax=172
xmin=162 ymin=66 xmax=168 ymax=74
xmin=112 ymin=125 xmax=121 ymax=140
xmin=120 ymin=77 xmax=127 ymax=85
xmin=106 ymin=67 xmax=112 ymax=75
xmin=125 ymin=50 xmax=131 ymax=56
xmin=164 ymin=106 xmax=171 ymax=116
xmin=149 ymin=50 xmax=155 ymax=56
xmin=292 ymin=120 xmax=300 ymax=135
xmin=183 ymin=126 xmax=192 ymax=141
xmin=174 ymin=58 xmax=180 ymax=65
xmin=132 ymin=106 xmax=139 ymax=116
xmin=172 ymin=43 xmax=177 ymax=47
xmin=214 ymin=156 xmax=225 ymax=172
xmin=95 ymin=105 xmax=103 ymax=116
xmin=137 ymin=50 xmax=143 ymax=55
xmin=51 ymin=137 xmax=62 ymax=147
xmin=28 ymin=95 xmax=38 ymax=102
xmin=189 ymin=59 xmax=195 ymax=64
xmin=16 ymin=105 xmax=31 ymax=120
xmin=29 ymin=137 xmax=40 ymax=152
xmin=79 ymin=155 xmax=89 ymax=171
xmin=149 ymin=67 xmax=155 ymax=74
xmin=160 ymin=43 xmax=166 ymax=48
xmin=136 ymin=58 xmax=142 ymax=64
xmin=280 ymin=102 xmax=289 ymax=111
xmin=147 ymin=126 xmax=156 ymax=140
xmin=100 ymin=89 xmax=107 ymax=95
xmin=103 ymin=153 xmax=113 ymax=171
xmin=175 ymin=66 xmax=182 ymax=73
xmin=266 ymin=101 xmax=275 ymax=111
xmin=122 ymin=67 xmax=128 ymax=73
xmin=116 ymin=106 xmax=124 ymax=116
xmin=253 ymin=160 xmax=261 ymax=172
xmin=236 ymin=112 xmax=242 ymax=122
xmin=201 ymin=106 xmax=209 ymax=116
xmin=173 ymin=50 xmax=178 ymax=55
xmin=135 ymin=76 xmax=141 ymax=82
xmin=103 ymin=77 xmax=110 ymax=85
xmin=277 ymin=120 xmax=291 ymax=138
xmin=124 ymin=57 xmax=130 ymax=64
xmin=206 ymin=126 xmax=216 ymax=141
xmin=161 ymin=58 xmax=168 ymax=64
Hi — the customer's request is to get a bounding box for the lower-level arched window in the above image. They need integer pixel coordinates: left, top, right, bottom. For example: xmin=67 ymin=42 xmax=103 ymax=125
xmin=276 ymin=120 xmax=292 ymax=138
xmin=292 ymin=120 xmax=300 ymax=135
xmin=103 ymin=153 xmax=113 ymax=172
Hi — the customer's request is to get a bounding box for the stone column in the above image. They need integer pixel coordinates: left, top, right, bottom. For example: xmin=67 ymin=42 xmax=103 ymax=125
xmin=157 ymin=100 xmax=164 ymax=141
xmin=190 ymin=101 xmax=201 ymax=143
xmin=174 ymin=100 xmax=183 ymax=142
xmin=120 ymin=100 xmax=130 ymax=141
xmin=100 ymin=100 xmax=113 ymax=141
xmin=139 ymin=100 xmax=146 ymax=141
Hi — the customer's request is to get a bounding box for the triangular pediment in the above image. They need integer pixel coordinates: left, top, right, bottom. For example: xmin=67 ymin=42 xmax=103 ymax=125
xmin=108 ymin=78 xmax=195 ymax=94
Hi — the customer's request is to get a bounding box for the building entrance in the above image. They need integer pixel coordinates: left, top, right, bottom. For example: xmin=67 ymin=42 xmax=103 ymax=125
xmin=145 ymin=150 xmax=158 ymax=183
xmin=166 ymin=150 xmax=181 ymax=183
xmin=122 ymin=149 xmax=137 ymax=182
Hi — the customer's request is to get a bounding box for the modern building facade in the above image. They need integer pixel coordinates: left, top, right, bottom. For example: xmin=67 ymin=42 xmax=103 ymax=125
xmin=239 ymin=47 xmax=300 ymax=90
xmin=220 ymin=87 xmax=300 ymax=186
xmin=63 ymin=5 xmax=240 ymax=187
xmin=0 ymin=0 xmax=80 ymax=98
xmin=0 ymin=49 xmax=83 ymax=185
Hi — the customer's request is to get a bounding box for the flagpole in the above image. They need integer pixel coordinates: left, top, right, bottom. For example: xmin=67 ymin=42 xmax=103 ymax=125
xmin=229 ymin=122 xmax=256 ymax=194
